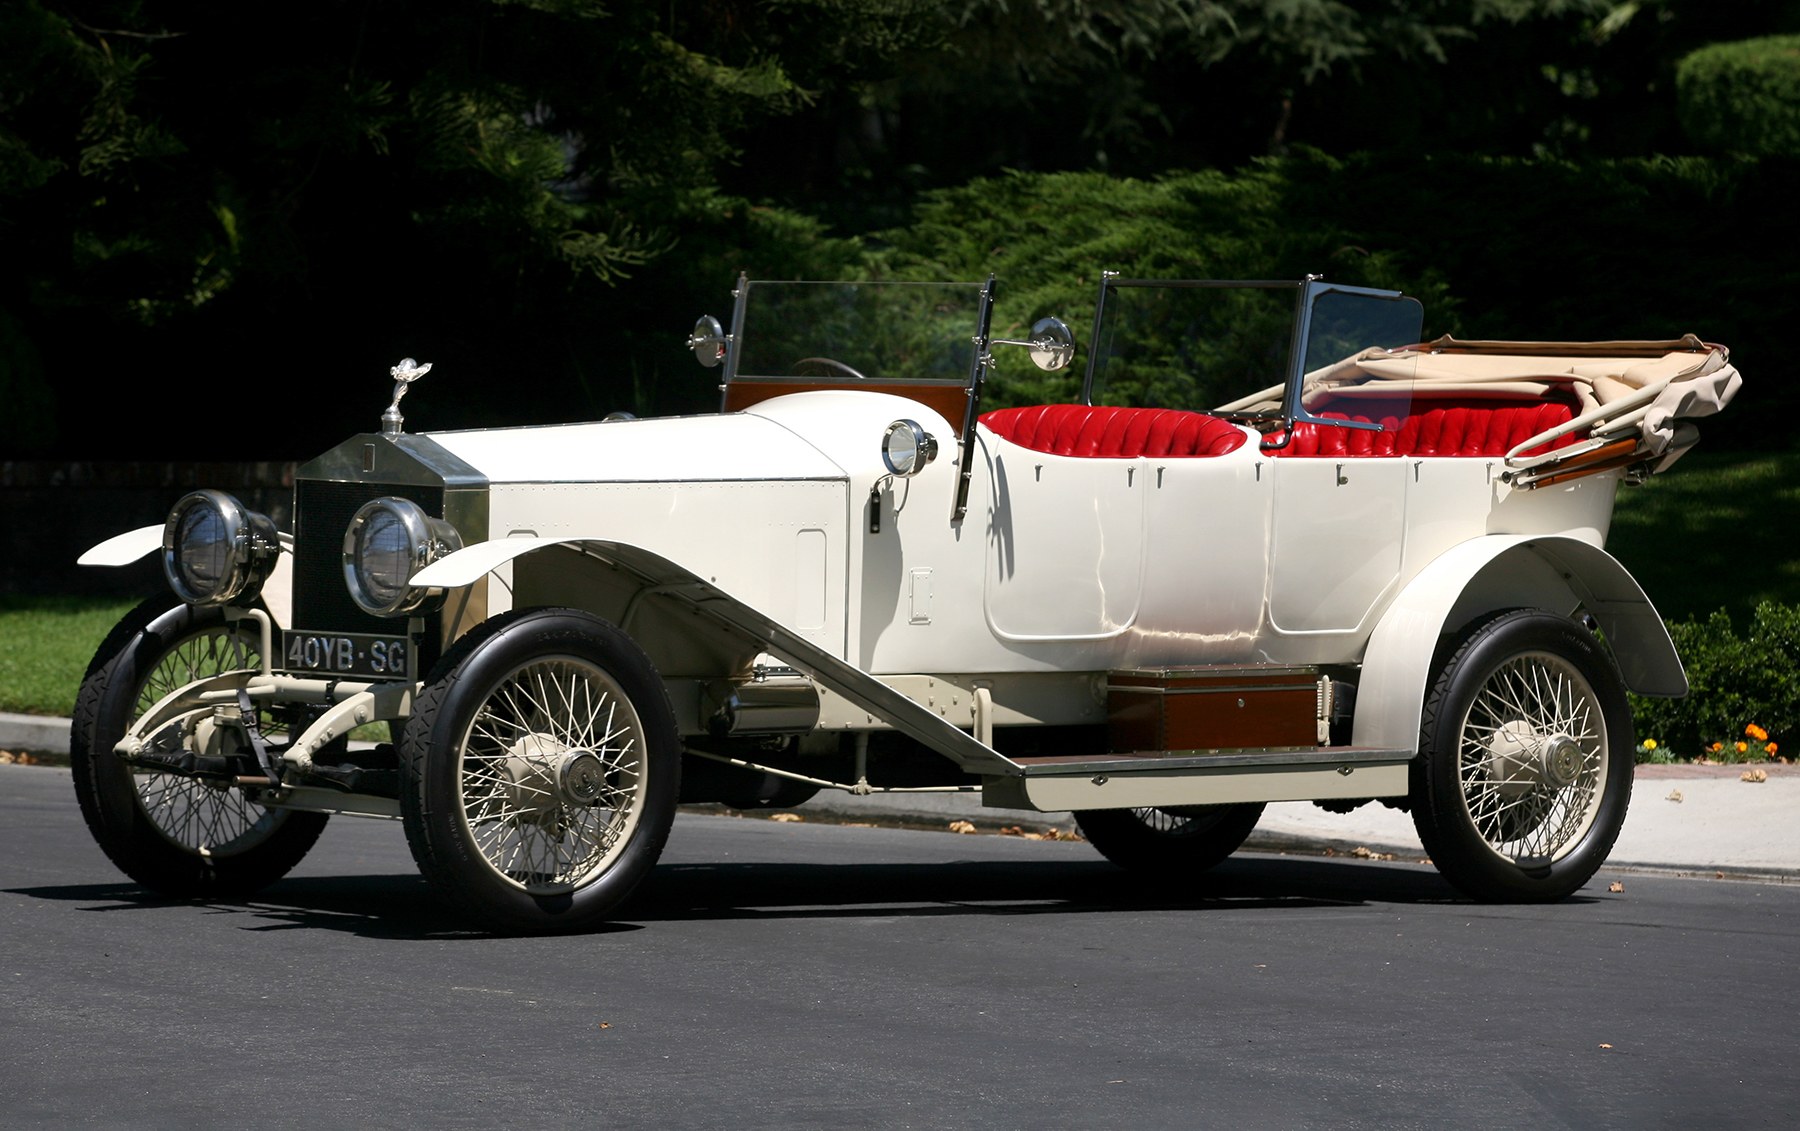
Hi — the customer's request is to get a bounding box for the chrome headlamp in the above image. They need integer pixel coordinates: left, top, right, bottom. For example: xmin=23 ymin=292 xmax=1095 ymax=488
xmin=162 ymin=490 xmax=282 ymax=607
xmin=881 ymin=419 xmax=938 ymax=477
xmin=343 ymin=497 xmax=462 ymax=617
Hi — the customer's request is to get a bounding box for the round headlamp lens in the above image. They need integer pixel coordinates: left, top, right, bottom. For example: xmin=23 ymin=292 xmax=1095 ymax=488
xmin=881 ymin=419 xmax=937 ymax=477
xmin=357 ymin=508 xmax=414 ymax=611
xmin=162 ymin=490 xmax=280 ymax=607
xmin=175 ymin=505 xmax=229 ymax=593
xmin=344 ymin=497 xmax=461 ymax=617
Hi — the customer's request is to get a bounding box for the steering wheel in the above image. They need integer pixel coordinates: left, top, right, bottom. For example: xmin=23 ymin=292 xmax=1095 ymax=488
xmin=792 ymin=357 xmax=869 ymax=381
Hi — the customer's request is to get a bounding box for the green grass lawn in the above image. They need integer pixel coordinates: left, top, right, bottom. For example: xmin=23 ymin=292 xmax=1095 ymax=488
xmin=1 ymin=449 xmax=1790 ymax=720
xmin=0 ymin=596 xmax=139 ymax=717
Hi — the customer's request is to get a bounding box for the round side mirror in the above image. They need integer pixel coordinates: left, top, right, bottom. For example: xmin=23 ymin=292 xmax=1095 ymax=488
xmin=688 ymin=315 xmax=726 ymax=368
xmin=1027 ymin=317 xmax=1075 ymax=372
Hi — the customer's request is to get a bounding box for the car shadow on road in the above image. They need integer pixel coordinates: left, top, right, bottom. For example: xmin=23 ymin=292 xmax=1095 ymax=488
xmin=621 ymin=853 xmax=1474 ymax=923
xmin=2 ymin=874 xmax=560 ymax=940
xmin=7 ymin=854 xmax=1589 ymax=937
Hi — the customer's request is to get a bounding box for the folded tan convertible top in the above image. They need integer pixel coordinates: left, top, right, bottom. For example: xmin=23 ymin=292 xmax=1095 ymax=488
xmin=1217 ymin=333 xmax=1743 ymax=481
xmin=1420 ymin=333 xmax=1714 ymax=358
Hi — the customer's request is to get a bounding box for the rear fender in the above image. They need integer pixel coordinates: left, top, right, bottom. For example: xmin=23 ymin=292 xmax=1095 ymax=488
xmin=1352 ymin=534 xmax=1684 ymax=752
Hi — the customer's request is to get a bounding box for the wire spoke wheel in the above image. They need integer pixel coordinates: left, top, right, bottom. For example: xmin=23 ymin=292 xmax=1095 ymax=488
xmin=1455 ymin=651 xmax=1604 ymax=866
xmin=400 ymin=608 xmax=680 ymax=934
xmin=1413 ymin=609 xmax=1633 ymax=902
xmin=455 ymin=657 xmax=647 ymax=893
xmin=129 ymin=625 xmax=288 ymax=858
xmin=70 ymin=597 xmax=328 ymax=898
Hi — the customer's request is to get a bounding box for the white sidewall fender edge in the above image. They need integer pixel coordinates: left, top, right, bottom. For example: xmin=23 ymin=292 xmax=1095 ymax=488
xmin=1352 ymin=534 xmax=1685 ymax=753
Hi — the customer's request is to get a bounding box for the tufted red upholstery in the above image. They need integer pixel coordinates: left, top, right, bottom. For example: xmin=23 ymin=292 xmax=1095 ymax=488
xmin=980 ymin=404 xmax=1249 ymax=459
xmin=1275 ymin=397 xmax=1584 ymax=458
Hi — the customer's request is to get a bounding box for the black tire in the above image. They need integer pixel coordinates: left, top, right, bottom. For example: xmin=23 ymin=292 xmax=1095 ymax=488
xmin=1411 ymin=608 xmax=1634 ymax=902
xmin=398 ymin=608 xmax=681 ymax=934
xmin=70 ymin=595 xmax=329 ymax=898
xmin=1074 ymin=803 xmax=1265 ymax=875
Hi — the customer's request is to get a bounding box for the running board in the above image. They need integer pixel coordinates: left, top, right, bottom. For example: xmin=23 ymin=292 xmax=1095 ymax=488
xmin=984 ymin=746 xmax=1413 ymax=813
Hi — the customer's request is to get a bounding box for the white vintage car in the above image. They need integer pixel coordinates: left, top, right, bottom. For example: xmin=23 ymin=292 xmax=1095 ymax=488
xmin=74 ymin=273 xmax=1741 ymax=932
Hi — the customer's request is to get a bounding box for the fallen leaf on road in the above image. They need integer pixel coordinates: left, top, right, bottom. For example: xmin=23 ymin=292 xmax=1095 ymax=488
xmin=0 ymin=751 xmax=40 ymax=765
xmin=948 ymin=820 xmax=977 ymax=834
xmin=1351 ymin=846 xmax=1396 ymax=861
xmin=1665 ymin=789 xmax=1684 ymax=803
xmin=599 ymin=1022 xmax=612 ymax=1029
xmin=1599 ymin=1043 xmax=1613 ymax=1050
xmin=769 ymin=812 xmax=803 ymax=823
xmin=1608 ymin=881 xmax=1624 ymax=893
xmin=1741 ymin=768 xmax=1768 ymax=783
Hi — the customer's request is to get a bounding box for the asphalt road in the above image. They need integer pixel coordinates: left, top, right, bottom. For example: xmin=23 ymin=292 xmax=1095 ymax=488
xmin=4 ymin=763 xmax=1797 ymax=1129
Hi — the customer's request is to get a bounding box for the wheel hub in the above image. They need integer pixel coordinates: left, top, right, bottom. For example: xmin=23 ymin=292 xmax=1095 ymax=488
xmin=1540 ymin=735 xmax=1584 ymax=788
xmin=502 ymin=734 xmax=610 ymax=825
xmin=1486 ymin=721 xmax=1584 ymax=796
xmin=557 ymin=751 xmax=608 ymax=806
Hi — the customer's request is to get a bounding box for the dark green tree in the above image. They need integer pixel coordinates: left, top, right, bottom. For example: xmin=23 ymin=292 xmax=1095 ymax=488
xmin=0 ymin=1 xmax=926 ymax=455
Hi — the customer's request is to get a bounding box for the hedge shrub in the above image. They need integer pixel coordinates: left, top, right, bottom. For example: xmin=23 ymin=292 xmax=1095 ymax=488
xmin=1630 ymin=601 xmax=1800 ymax=761
xmin=1677 ymin=36 xmax=1800 ymax=157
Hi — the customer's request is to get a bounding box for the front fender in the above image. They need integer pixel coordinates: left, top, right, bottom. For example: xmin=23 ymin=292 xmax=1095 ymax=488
xmin=78 ymin=525 xmax=294 ymax=627
xmin=1352 ymin=534 xmax=1684 ymax=752
xmin=78 ymin=524 xmax=164 ymax=567
xmin=411 ymin=536 xmax=1017 ymax=776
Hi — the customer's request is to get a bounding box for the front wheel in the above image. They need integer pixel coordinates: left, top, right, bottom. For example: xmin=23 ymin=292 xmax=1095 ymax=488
xmin=70 ymin=596 xmax=329 ymax=897
xmin=1411 ymin=609 xmax=1634 ymax=902
xmin=399 ymin=608 xmax=681 ymax=934
xmin=1074 ymin=803 xmax=1265 ymax=876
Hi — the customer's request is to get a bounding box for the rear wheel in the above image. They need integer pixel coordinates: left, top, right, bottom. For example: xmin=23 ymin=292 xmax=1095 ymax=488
xmin=1074 ymin=803 xmax=1265 ymax=875
xmin=1411 ymin=609 xmax=1633 ymax=901
xmin=399 ymin=608 xmax=680 ymax=934
xmin=70 ymin=596 xmax=329 ymax=897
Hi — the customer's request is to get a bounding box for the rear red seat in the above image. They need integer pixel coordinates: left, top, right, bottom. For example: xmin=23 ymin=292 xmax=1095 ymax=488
xmin=980 ymin=404 xmax=1248 ymax=459
xmin=1276 ymin=397 xmax=1583 ymax=458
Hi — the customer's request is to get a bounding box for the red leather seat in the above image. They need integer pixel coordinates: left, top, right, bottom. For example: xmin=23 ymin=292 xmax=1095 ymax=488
xmin=980 ymin=405 xmax=1249 ymax=459
xmin=1276 ymin=397 xmax=1583 ymax=458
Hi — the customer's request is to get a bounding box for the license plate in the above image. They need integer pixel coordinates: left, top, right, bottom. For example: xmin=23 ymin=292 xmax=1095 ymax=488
xmin=282 ymin=631 xmax=411 ymax=678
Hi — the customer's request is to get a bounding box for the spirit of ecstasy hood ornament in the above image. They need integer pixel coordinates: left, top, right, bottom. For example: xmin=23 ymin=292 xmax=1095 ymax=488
xmin=381 ymin=357 xmax=432 ymax=436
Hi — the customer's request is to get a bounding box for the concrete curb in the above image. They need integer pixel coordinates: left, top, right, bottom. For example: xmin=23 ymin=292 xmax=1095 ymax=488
xmin=0 ymin=712 xmax=70 ymax=757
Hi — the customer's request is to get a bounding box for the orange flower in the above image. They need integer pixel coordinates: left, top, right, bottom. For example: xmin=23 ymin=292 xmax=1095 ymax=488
xmin=1769 ymin=742 xmax=1781 ymax=756
xmin=1711 ymin=742 xmax=1724 ymax=752
xmin=1736 ymin=742 xmax=1749 ymax=753
xmin=1746 ymin=724 xmax=1769 ymax=742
